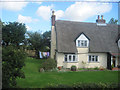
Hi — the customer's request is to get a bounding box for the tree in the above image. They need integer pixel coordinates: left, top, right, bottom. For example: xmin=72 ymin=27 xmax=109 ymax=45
xmin=2 ymin=22 xmax=27 ymax=88
xmin=2 ymin=22 xmax=27 ymax=46
xmin=27 ymin=32 xmax=44 ymax=58
xmin=42 ymin=31 xmax=51 ymax=52
xmin=2 ymin=46 xmax=26 ymax=88
xmin=108 ymin=18 xmax=118 ymax=24
xmin=27 ymin=31 xmax=51 ymax=58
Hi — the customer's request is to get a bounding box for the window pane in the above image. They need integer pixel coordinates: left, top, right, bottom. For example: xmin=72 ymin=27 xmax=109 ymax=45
xmin=92 ymin=56 xmax=94 ymax=61
xmin=65 ymin=55 xmax=67 ymax=62
xmin=81 ymin=40 xmax=84 ymax=46
xmin=85 ymin=41 xmax=87 ymax=46
xmin=78 ymin=40 xmax=80 ymax=46
xmin=73 ymin=55 xmax=76 ymax=61
xmin=69 ymin=55 xmax=71 ymax=61
xmin=96 ymin=56 xmax=98 ymax=62
xmin=89 ymin=56 xmax=91 ymax=62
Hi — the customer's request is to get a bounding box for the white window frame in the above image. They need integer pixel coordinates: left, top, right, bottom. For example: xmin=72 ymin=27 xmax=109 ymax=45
xmin=88 ymin=55 xmax=99 ymax=63
xmin=64 ymin=54 xmax=77 ymax=62
xmin=78 ymin=40 xmax=87 ymax=47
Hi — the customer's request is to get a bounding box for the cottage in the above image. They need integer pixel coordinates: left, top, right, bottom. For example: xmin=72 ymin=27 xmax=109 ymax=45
xmin=50 ymin=11 xmax=120 ymax=69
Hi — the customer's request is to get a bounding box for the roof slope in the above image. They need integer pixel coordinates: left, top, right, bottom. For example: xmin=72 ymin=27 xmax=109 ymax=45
xmin=55 ymin=20 xmax=119 ymax=53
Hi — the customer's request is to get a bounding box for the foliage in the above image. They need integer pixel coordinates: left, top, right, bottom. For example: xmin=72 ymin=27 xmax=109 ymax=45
xmin=79 ymin=67 xmax=107 ymax=71
xmin=42 ymin=31 xmax=51 ymax=51
xmin=71 ymin=65 xmax=76 ymax=68
xmin=94 ymin=67 xmax=99 ymax=70
xmin=2 ymin=22 xmax=27 ymax=46
xmin=108 ymin=18 xmax=118 ymax=24
xmin=82 ymin=61 xmax=87 ymax=68
xmin=47 ymin=82 xmax=119 ymax=88
xmin=2 ymin=46 xmax=26 ymax=88
xmin=71 ymin=65 xmax=77 ymax=71
xmin=27 ymin=32 xmax=43 ymax=58
xmin=111 ymin=64 xmax=114 ymax=69
xmin=41 ymin=58 xmax=57 ymax=71
xmin=27 ymin=31 xmax=50 ymax=58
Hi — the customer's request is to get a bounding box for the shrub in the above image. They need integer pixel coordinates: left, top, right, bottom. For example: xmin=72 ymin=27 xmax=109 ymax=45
xmin=94 ymin=67 xmax=99 ymax=70
xmin=71 ymin=65 xmax=77 ymax=71
xmin=46 ymin=83 xmax=119 ymax=88
xmin=2 ymin=46 xmax=26 ymax=88
xmin=41 ymin=58 xmax=57 ymax=71
xmin=111 ymin=64 xmax=114 ymax=69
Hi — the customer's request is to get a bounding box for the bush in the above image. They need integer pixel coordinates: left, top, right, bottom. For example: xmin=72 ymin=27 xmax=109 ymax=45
xmin=94 ymin=67 xmax=99 ymax=70
xmin=2 ymin=46 xmax=26 ymax=88
xmin=71 ymin=65 xmax=77 ymax=71
xmin=41 ymin=58 xmax=57 ymax=71
xmin=111 ymin=64 xmax=114 ymax=69
xmin=46 ymin=83 xmax=119 ymax=88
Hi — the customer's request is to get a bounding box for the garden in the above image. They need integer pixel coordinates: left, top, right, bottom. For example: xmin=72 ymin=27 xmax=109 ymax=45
xmin=2 ymin=21 xmax=119 ymax=89
xmin=16 ymin=57 xmax=119 ymax=88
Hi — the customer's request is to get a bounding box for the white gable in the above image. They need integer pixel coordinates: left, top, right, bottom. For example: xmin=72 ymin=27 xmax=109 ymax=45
xmin=76 ymin=33 xmax=89 ymax=47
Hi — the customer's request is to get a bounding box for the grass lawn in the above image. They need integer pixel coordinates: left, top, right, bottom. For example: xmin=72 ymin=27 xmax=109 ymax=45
xmin=16 ymin=57 xmax=119 ymax=88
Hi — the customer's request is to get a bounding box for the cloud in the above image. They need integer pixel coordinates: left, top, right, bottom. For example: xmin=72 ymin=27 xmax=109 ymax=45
xmin=55 ymin=10 xmax=64 ymax=20
xmin=26 ymin=25 xmax=31 ymax=31
xmin=0 ymin=0 xmax=28 ymax=11
xmin=36 ymin=5 xmax=53 ymax=20
xmin=63 ymin=2 xmax=112 ymax=21
xmin=18 ymin=14 xmax=39 ymax=23
xmin=36 ymin=1 xmax=112 ymax=21
xmin=36 ymin=5 xmax=64 ymax=20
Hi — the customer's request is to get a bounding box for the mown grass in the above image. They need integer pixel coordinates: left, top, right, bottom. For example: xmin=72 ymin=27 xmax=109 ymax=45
xmin=16 ymin=57 xmax=119 ymax=88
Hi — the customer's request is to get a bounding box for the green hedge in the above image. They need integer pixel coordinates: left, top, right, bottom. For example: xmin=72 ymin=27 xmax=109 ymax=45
xmin=2 ymin=46 xmax=26 ymax=88
xmin=41 ymin=58 xmax=57 ymax=71
xmin=46 ymin=82 xmax=119 ymax=89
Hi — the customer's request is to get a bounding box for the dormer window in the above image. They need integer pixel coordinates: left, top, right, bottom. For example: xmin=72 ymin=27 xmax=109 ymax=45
xmin=78 ymin=40 xmax=87 ymax=47
xmin=118 ymin=39 xmax=120 ymax=49
xmin=76 ymin=33 xmax=89 ymax=47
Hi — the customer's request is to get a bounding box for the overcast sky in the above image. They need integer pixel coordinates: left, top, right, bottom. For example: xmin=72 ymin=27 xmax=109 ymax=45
xmin=0 ymin=0 xmax=119 ymax=33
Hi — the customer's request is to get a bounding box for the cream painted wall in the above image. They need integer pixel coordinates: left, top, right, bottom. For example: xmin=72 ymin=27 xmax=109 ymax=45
xmin=56 ymin=52 xmax=64 ymax=67
xmin=77 ymin=48 xmax=89 ymax=53
xmin=56 ymin=49 xmax=108 ymax=68
xmin=78 ymin=53 xmax=107 ymax=68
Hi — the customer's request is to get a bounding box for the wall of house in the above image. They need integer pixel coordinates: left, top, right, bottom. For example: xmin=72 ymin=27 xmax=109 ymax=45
xmin=77 ymin=53 xmax=107 ymax=68
xmin=56 ymin=48 xmax=107 ymax=68
xmin=56 ymin=52 xmax=64 ymax=67
xmin=56 ymin=52 xmax=79 ymax=68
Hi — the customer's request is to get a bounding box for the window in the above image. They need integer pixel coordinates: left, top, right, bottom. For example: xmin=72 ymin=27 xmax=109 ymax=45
xmin=65 ymin=55 xmax=67 ymax=62
xmin=73 ymin=55 xmax=75 ymax=61
xmin=88 ymin=55 xmax=98 ymax=62
xmin=64 ymin=54 xmax=77 ymax=62
xmin=69 ymin=55 xmax=71 ymax=61
xmin=78 ymin=40 xmax=87 ymax=47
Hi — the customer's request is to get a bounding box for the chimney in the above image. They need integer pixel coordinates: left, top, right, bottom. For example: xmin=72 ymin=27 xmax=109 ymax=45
xmin=51 ymin=10 xmax=56 ymax=26
xmin=96 ymin=15 xmax=106 ymax=26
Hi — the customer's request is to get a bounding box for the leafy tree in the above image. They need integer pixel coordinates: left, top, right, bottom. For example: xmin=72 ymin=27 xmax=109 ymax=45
xmin=2 ymin=22 xmax=27 ymax=88
xmin=42 ymin=31 xmax=51 ymax=52
xmin=27 ymin=32 xmax=44 ymax=58
xmin=27 ymin=31 xmax=51 ymax=58
xmin=2 ymin=46 xmax=26 ymax=88
xmin=108 ymin=18 xmax=118 ymax=24
xmin=2 ymin=22 xmax=27 ymax=46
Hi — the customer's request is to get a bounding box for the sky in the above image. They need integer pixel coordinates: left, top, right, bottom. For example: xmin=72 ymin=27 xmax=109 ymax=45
xmin=0 ymin=0 xmax=119 ymax=33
